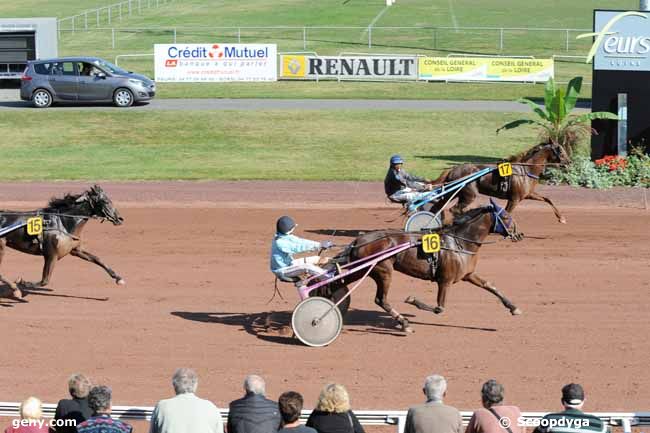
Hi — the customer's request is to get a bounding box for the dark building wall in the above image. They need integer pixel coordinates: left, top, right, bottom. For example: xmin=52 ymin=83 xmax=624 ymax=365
xmin=591 ymin=70 xmax=650 ymax=159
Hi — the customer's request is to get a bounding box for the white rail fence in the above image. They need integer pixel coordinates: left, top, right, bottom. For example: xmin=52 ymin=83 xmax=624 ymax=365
xmin=0 ymin=403 xmax=648 ymax=433
xmin=56 ymin=25 xmax=591 ymax=54
xmin=56 ymin=0 xmax=175 ymax=36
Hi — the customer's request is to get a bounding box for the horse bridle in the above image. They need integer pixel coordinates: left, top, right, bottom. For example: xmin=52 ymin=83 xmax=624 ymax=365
xmin=492 ymin=205 xmax=522 ymax=241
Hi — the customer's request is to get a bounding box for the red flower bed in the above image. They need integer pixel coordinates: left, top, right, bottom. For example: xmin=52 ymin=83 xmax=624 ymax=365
xmin=595 ymin=155 xmax=628 ymax=172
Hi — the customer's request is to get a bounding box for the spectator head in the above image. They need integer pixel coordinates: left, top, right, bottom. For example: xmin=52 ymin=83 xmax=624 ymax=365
xmin=173 ymin=368 xmax=198 ymax=395
xmin=423 ymin=375 xmax=447 ymax=402
xmin=68 ymin=373 xmax=92 ymax=399
xmin=88 ymin=386 xmax=112 ymax=414
xmin=244 ymin=375 xmax=266 ymax=396
xmin=279 ymin=391 xmax=304 ymax=425
xmin=561 ymin=383 xmax=585 ymax=410
xmin=481 ymin=380 xmax=505 ymax=408
xmin=20 ymin=397 xmax=43 ymax=421
xmin=315 ymin=383 xmax=350 ymax=413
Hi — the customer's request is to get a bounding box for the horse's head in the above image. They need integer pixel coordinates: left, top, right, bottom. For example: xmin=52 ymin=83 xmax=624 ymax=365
xmin=78 ymin=185 xmax=124 ymax=225
xmin=489 ymin=199 xmax=522 ymax=241
xmin=548 ymin=142 xmax=570 ymax=166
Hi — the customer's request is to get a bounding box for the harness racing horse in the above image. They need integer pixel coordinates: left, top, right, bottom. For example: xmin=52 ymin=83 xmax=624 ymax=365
xmin=328 ymin=200 xmax=522 ymax=333
xmin=432 ymin=143 xmax=570 ymax=223
xmin=0 ymin=185 xmax=125 ymax=299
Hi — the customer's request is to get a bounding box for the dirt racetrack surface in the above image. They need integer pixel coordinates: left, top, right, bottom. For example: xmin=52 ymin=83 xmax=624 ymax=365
xmin=0 ymin=182 xmax=648 ymax=414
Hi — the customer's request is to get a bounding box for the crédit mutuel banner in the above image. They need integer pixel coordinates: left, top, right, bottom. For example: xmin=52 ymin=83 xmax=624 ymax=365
xmin=578 ymin=10 xmax=650 ymax=71
xmin=418 ymin=57 xmax=554 ymax=82
xmin=280 ymin=55 xmax=418 ymax=80
xmin=154 ymin=44 xmax=277 ymax=82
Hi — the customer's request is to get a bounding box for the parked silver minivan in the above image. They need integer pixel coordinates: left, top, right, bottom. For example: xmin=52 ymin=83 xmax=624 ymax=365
xmin=20 ymin=57 xmax=156 ymax=108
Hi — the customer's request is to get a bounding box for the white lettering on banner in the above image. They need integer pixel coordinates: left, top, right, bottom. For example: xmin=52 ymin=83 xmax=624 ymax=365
xmin=155 ymin=44 xmax=277 ymax=82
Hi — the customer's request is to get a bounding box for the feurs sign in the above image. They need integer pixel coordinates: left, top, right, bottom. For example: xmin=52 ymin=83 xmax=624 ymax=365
xmin=281 ymin=55 xmax=418 ymax=80
xmin=578 ymin=11 xmax=650 ymax=71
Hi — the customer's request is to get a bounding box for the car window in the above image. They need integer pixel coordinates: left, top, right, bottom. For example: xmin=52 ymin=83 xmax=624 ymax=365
xmin=79 ymin=62 xmax=102 ymax=77
xmin=33 ymin=63 xmax=54 ymax=75
xmin=52 ymin=62 xmax=76 ymax=76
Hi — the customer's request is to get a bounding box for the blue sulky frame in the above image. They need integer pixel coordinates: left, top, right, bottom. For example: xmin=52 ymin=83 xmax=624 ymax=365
xmin=0 ymin=221 xmax=26 ymax=237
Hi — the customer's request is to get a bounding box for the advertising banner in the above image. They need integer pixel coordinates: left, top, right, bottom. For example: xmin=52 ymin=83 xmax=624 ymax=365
xmin=583 ymin=10 xmax=650 ymax=71
xmin=418 ymin=57 xmax=554 ymax=82
xmin=154 ymin=43 xmax=277 ymax=82
xmin=280 ymin=55 xmax=418 ymax=80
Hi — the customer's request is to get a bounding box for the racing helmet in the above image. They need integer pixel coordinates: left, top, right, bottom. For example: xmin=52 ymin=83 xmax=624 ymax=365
xmin=276 ymin=216 xmax=297 ymax=234
xmin=390 ymin=154 xmax=404 ymax=165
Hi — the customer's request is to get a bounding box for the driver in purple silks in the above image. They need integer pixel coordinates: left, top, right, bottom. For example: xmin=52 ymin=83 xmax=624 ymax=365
xmin=270 ymin=216 xmax=334 ymax=298
xmin=384 ymin=154 xmax=434 ymax=203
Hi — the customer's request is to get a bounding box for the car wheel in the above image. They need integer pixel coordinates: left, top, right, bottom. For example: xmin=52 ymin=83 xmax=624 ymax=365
xmin=32 ymin=89 xmax=52 ymax=108
xmin=113 ymin=88 xmax=134 ymax=107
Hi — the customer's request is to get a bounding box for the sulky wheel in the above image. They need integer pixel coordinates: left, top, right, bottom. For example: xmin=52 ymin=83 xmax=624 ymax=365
xmin=405 ymin=211 xmax=442 ymax=232
xmin=292 ymin=297 xmax=343 ymax=347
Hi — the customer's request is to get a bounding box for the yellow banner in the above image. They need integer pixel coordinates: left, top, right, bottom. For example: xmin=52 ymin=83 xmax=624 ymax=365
xmin=419 ymin=57 xmax=553 ymax=82
xmin=281 ymin=55 xmax=307 ymax=78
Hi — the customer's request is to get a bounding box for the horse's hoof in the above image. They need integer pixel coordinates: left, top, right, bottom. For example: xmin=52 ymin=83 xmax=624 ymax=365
xmin=116 ymin=278 xmax=126 ymax=286
xmin=12 ymin=289 xmax=23 ymax=300
xmin=404 ymin=296 xmax=416 ymax=305
xmin=559 ymin=217 xmax=567 ymax=224
xmin=433 ymin=306 xmax=444 ymax=314
xmin=510 ymin=308 xmax=522 ymax=315
xmin=404 ymin=326 xmax=415 ymax=334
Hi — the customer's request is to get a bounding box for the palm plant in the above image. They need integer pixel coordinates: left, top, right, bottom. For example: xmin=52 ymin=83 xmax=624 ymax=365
xmin=497 ymin=77 xmax=618 ymax=156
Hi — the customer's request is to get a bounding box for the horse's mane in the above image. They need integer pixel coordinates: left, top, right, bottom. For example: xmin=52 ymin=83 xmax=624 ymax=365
xmin=439 ymin=206 xmax=489 ymax=233
xmin=507 ymin=143 xmax=549 ymax=162
xmin=45 ymin=193 xmax=83 ymax=211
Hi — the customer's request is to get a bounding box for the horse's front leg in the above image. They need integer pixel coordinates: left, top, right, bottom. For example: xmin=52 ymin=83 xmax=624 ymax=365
xmin=370 ymin=266 xmax=413 ymax=333
xmin=70 ymin=248 xmax=126 ymax=285
xmin=0 ymin=239 xmax=22 ymax=299
xmin=525 ymin=192 xmax=566 ymax=224
xmin=463 ymin=272 xmax=521 ymax=315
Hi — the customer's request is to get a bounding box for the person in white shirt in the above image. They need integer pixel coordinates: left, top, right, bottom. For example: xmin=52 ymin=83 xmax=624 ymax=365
xmin=149 ymin=368 xmax=223 ymax=433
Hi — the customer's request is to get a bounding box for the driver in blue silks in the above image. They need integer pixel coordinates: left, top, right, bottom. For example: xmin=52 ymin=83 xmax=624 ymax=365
xmin=270 ymin=216 xmax=333 ymax=297
xmin=384 ymin=154 xmax=434 ymax=203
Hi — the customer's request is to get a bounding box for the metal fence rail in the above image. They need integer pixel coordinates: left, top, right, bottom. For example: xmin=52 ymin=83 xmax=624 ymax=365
xmin=57 ymin=0 xmax=174 ymax=36
xmin=0 ymin=402 xmax=648 ymax=433
xmin=57 ymin=25 xmax=591 ymax=54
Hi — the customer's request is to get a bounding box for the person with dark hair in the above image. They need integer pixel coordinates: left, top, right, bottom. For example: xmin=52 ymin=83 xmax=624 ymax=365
xmin=465 ymin=379 xmax=522 ymax=433
xmin=533 ymin=384 xmax=609 ymax=433
xmin=278 ymin=392 xmax=316 ymax=433
xmin=50 ymin=374 xmax=93 ymax=433
xmin=76 ymin=386 xmax=132 ymax=433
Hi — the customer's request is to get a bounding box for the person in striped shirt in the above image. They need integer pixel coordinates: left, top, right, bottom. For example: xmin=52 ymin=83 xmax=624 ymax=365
xmin=533 ymin=384 xmax=609 ymax=433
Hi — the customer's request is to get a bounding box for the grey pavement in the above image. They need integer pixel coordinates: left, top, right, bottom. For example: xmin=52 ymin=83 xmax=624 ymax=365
xmin=0 ymin=88 xmax=590 ymax=111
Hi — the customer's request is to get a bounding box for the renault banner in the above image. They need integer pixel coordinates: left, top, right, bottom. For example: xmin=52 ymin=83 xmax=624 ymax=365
xmin=280 ymin=55 xmax=418 ymax=80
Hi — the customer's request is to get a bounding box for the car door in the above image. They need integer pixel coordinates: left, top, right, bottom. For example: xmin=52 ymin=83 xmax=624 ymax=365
xmin=77 ymin=62 xmax=113 ymax=101
xmin=48 ymin=62 xmax=78 ymax=100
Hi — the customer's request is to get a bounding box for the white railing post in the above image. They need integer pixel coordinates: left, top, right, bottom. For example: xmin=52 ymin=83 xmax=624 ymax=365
xmin=173 ymin=27 xmax=177 ymax=43
xmin=368 ymin=26 xmax=372 ymax=48
xmin=129 ymin=0 xmax=132 ymax=16
xmin=138 ymin=0 xmax=142 ymax=14
xmin=112 ymin=27 xmax=116 ymax=49
xmin=119 ymin=3 xmax=122 ymax=21
xmin=238 ymin=27 xmax=241 ymax=43
xmin=71 ymin=16 xmax=75 ymax=33
xmin=303 ymin=27 xmax=307 ymax=49
xmin=96 ymin=9 xmax=100 ymax=26
xmin=84 ymin=12 xmax=88 ymax=30
xmin=499 ymin=28 xmax=504 ymax=50
xmin=566 ymin=29 xmax=570 ymax=51
xmin=108 ymin=6 xmax=111 ymax=25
